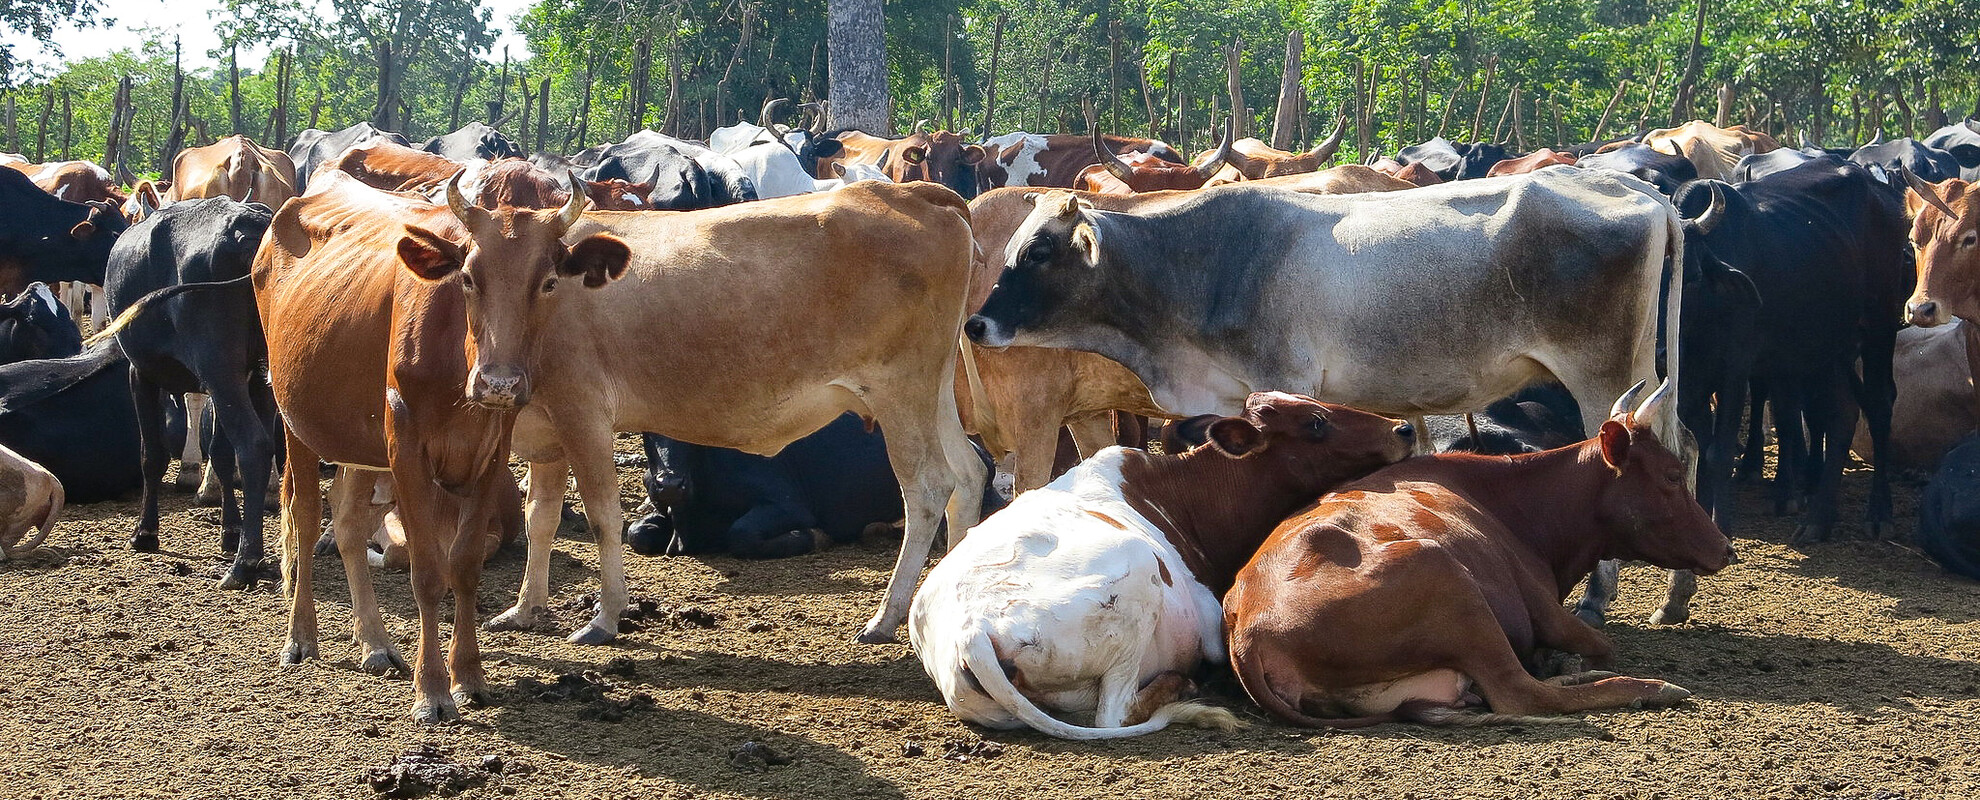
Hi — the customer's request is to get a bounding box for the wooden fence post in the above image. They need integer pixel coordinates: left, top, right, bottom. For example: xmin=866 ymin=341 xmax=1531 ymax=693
xmin=978 ymin=13 xmax=1005 ymax=136
xmin=1269 ymin=29 xmax=1303 ymax=149
xmin=1469 ymin=55 xmax=1497 ymax=142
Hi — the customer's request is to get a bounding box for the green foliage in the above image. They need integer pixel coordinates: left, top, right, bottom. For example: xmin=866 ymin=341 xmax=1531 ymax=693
xmin=2 ymin=0 xmax=1976 ymax=170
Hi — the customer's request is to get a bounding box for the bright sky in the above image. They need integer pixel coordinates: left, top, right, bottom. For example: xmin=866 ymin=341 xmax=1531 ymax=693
xmin=26 ymin=0 xmax=536 ymax=72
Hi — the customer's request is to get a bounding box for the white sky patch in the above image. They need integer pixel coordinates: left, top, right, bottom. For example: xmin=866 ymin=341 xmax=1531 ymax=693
xmin=24 ymin=0 xmax=534 ymax=73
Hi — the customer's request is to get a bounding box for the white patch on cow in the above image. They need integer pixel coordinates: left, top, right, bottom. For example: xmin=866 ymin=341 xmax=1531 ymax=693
xmin=31 ymin=283 xmax=61 ymax=317
xmin=51 ymin=184 xmax=70 ymax=200
xmin=30 ymin=163 xmax=61 ymax=184
xmin=620 ymin=192 xmax=639 ymax=204
xmin=89 ymin=162 xmax=111 ymax=182
xmin=908 ymin=448 xmax=1225 ymax=736
xmin=986 ymin=132 xmax=1050 ymax=186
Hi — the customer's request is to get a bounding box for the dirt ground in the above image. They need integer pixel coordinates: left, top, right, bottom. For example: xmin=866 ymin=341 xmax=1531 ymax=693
xmin=2 ymin=440 xmax=1976 ymax=800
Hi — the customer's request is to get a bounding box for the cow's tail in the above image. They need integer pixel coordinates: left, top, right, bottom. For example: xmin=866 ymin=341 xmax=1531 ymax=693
xmin=960 ymin=624 xmax=1238 ymax=739
xmin=84 ymin=275 xmax=252 ymax=346
xmin=957 ymin=336 xmax=1006 ymax=454
xmin=1657 ymin=201 xmax=1691 ymax=472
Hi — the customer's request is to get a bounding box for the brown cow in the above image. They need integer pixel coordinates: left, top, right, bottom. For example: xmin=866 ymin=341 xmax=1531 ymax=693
xmin=28 ymin=160 xmax=126 ymax=205
xmin=886 ymin=129 xmax=986 ymax=197
xmin=1486 ymin=147 xmax=1578 ymax=177
xmin=0 ymin=441 xmax=61 ymax=560
xmin=1214 ymin=117 xmax=1349 ymax=181
xmin=259 ymin=171 xmax=600 ymax=723
xmin=1077 ymin=123 xmax=1234 ymax=194
xmin=1225 ymin=381 xmax=1734 ymax=727
xmin=978 ymin=132 xmax=1185 ymax=192
xmin=321 ymin=139 xmax=462 ymax=194
xmin=1642 ymin=121 xmax=1780 ymax=181
xmin=1900 ymin=176 xmax=1980 ymax=426
xmin=167 ymin=135 xmax=297 ymax=207
xmin=814 ymin=130 xmax=900 ymax=179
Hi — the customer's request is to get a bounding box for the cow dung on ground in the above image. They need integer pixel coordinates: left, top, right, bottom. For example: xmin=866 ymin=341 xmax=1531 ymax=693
xmin=1 ymin=433 xmax=1976 ymax=798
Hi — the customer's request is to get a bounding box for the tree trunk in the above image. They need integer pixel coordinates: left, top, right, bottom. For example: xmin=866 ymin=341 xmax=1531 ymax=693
xmin=570 ymin=47 xmax=598 ymax=151
xmin=229 ymin=43 xmax=243 ymax=135
xmin=537 ymin=78 xmax=550 ymax=154
xmin=60 ymin=90 xmax=71 ymax=161
xmin=1269 ymin=30 xmax=1303 ymax=149
xmin=827 ymin=0 xmax=891 ymax=133
xmin=447 ymin=47 xmax=474 ymax=131
xmin=1469 ymin=55 xmax=1497 ymax=142
xmin=3 ymin=93 xmax=15 ymax=153
xmin=1592 ymin=80 xmax=1629 ymax=141
xmin=1669 ymin=0 xmax=1709 ymax=121
xmin=979 ymin=13 xmax=1005 ymax=135
xmin=34 ymin=85 xmax=53 ymax=161
xmin=1714 ymin=82 xmax=1732 ymax=128
xmin=1636 ymin=58 xmax=1666 ymax=130
xmin=1224 ymin=38 xmax=1245 ymax=139
xmin=493 ymin=46 xmax=511 ymax=125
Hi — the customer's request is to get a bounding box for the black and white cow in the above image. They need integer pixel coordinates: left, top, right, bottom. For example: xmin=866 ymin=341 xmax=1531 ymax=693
xmin=0 ymin=283 xmax=82 ymax=364
xmin=101 ymin=197 xmax=279 ymax=589
xmin=579 ymin=130 xmax=757 ymax=209
xmin=420 ymin=121 xmax=524 ymax=162
xmin=1577 ymin=143 xmax=1699 ymax=195
xmin=0 ymin=166 xmax=129 ymax=296
xmin=0 ymin=343 xmax=143 ymax=503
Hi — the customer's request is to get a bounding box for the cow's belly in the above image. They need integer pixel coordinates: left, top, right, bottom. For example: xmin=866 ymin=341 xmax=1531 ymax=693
xmin=1299 ymin=350 xmax=1553 ymax=417
xmin=1333 ymin=669 xmax=1471 ymax=716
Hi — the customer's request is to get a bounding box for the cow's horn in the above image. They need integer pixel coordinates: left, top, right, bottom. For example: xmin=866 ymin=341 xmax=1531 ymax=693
xmin=759 ymin=98 xmax=787 ymax=129
xmin=1197 ymin=116 xmax=1235 ymax=180
xmin=812 ymin=100 xmax=831 ymax=133
xmin=1634 ymin=378 xmax=1676 ymax=424
xmin=1609 ymin=380 xmax=1649 ymax=419
xmin=1902 ymin=166 xmax=1961 ymax=220
xmin=1688 ymin=183 xmax=1726 ymax=235
xmin=1094 ymin=127 xmax=1134 ymax=181
xmin=914 ymin=118 xmax=931 ymax=135
xmin=445 ymin=169 xmax=473 ymax=222
xmin=559 ymin=171 xmax=588 ymax=229
xmin=1867 ymin=129 xmax=1884 ymax=146
xmin=1798 ymin=131 xmax=1810 ymax=150
xmin=1966 ymin=118 xmax=1980 ymax=135
xmin=1308 ymin=115 xmax=1349 ymax=163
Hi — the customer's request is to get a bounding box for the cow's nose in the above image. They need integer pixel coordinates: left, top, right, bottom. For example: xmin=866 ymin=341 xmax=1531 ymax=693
xmin=471 ymin=366 xmax=529 ymax=409
xmin=1394 ymin=421 xmax=1416 ymax=441
xmin=963 ymin=316 xmax=989 ymax=342
xmin=1908 ymin=301 xmax=1940 ymax=326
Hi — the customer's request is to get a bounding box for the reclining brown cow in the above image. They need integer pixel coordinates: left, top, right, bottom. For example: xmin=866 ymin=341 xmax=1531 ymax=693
xmin=1225 ymin=379 xmax=1734 ymax=727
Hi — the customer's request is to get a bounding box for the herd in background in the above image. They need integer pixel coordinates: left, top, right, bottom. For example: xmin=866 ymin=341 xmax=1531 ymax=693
xmin=0 ymin=98 xmax=1978 ymax=735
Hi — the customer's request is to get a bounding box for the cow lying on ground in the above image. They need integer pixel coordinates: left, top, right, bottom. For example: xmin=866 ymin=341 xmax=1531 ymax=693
xmin=0 ymin=441 xmax=61 ymax=560
xmin=909 ymin=392 xmax=1415 ymax=738
xmin=626 ymin=412 xmax=1005 ymax=559
xmin=1919 ymin=434 xmax=1980 ymax=580
xmin=0 ymin=343 xmax=143 ymax=503
xmin=1850 ymin=321 xmax=1975 ymax=472
xmin=0 ymin=283 xmax=81 ymax=364
xmin=1424 ymin=382 xmax=1584 ymax=455
xmin=1225 ymin=381 xmax=1735 ymax=727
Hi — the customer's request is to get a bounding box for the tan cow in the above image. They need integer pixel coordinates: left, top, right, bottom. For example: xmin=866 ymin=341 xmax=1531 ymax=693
xmin=1852 ymin=321 xmax=1977 ymax=471
xmin=167 ymin=135 xmax=297 ymax=207
xmin=1209 ymin=117 xmax=1349 ymax=183
xmin=1642 ymin=120 xmax=1780 ymax=181
xmin=320 ymin=139 xmax=461 ymax=194
xmin=0 ymin=442 xmax=61 ymax=560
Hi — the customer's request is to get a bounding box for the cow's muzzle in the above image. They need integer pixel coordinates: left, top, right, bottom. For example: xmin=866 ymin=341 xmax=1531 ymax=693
xmin=1907 ymin=299 xmax=1949 ymax=328
xmin=964 ymin=314 xmax=1013 ymax=348
xmin=469 ymin=365 xmax=531 ymax=409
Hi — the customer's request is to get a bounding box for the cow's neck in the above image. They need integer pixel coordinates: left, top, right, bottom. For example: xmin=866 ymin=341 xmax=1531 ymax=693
xmin=1116 ymin=448 xmax=1322 ymax=599
xmin=1433 ymin=445 xmax=1617 ymax=599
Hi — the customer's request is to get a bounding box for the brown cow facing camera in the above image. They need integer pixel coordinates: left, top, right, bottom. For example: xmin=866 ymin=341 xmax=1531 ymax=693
xmin=1225 ymin=379 xmax=1734 ymax=728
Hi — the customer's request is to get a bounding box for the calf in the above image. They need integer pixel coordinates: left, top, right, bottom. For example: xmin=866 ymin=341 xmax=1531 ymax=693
xmin=0 ymin=283 xmax=82 ymax=363
xmin=626 ymin=413 xmax=1004 ymax=559
xmin=0 ymin=441 xmax=61 ymax=559
xmin=1225 ymin=381 xmax=1734 ymax=727
xmin=101 ymin=198 xmax=278 ymax=589
xmin=909 ymin=392 xmax=1415 ymax=738
xmin=1918 ymin=434 xmax=1980 ymax=580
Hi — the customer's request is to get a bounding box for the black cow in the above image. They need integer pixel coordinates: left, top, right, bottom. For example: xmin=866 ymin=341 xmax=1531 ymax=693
xmin=0 ymin=283 xmax=82 ymax=364
xmin=1920 ymin=120 xmax=1980 ymax=182
xmin=625 ymin=413 xmax=1005 ymax=559
xmin=578 ymin=131 xmax=756 ymax=209
xmin=287 ymin=122 xmax=411 ymax=193
xmin=1733 ymin=148 xmax=1832 ymax=182
xmin=0 ymin=167 xmax=129 ymax=295
xmin=1560 ymin=132 xmax=1643 ymax=158
xmin=1849 ymin=137 xmax=1974 ymax=184
xmin=1673 ymin=162 xmax=1912 ymax=545
xmin=1577 ymin=143 xmax=1698 ymax=195
xmin=1919 ymin=433 xmax=1980 ymax=580
xmin=421 ymin=121 xmax=524 ymax=162
xmin=1424 ymin=382 xmax=1585 ymax=455
xmin=102 ymin=198 xmax=278 ymax=589
xmin=0 ymin=343 xmax=143 ymax=503
xmin=1395 ymin=137 xmax=1515 ymax=181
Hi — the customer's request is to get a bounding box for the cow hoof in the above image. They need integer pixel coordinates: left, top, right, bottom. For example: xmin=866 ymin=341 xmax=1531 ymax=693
xmin=220 ymin=527 xmax=241 ymax=554
xmin=217 ymin=562 xmax=260 ymax=591
xmin=1648 ymin=605 xmax=1690 ymax=626
xmin=174 ymin=473 xmax=201 ymax=493
xmin=279 ymin=640 xmax=318 ymax=666
xmin=130 ymin=530 xmax=160 ymax=553
xmin=1634 ymin=682 xmax=1693 ymax=710
xmin=566 ymin=624 xmax=616 ymax=646
xmin=194 ymin=486 xmax=224 ymax=508
xmin=1571 ymin=606 xmax=1607 ymax=628
xmin=486 ymin=605 xmax=546 ymax=632
xmin=453 ymin=687 xmax=492 ymax=709
xmin=412 ymin=698 xmax=461 ymax=726
xmin=361 ymin=648 xmax=411 ymax=677
xmin=854 ymin=622 xmax=900 ymax=645
xmin=1791 ymin=523 xmax=1831 ymax=546
xmin=313 ymin=532 xmax=339 ymax=557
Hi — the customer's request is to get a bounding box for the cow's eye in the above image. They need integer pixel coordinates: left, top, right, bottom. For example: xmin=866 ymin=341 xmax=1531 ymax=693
xmin=1306 ymin=416 xmax=1330 ymax=437
xmin=461 ymin=273 xmax=476 ymax=292
xmin=1962 ymin=231 xmax=1978 ymax=249
xmin=541 ymin=278 xmax=557 ymax=294
xmin=1028 ymin=242 xmax=1053 ymax=262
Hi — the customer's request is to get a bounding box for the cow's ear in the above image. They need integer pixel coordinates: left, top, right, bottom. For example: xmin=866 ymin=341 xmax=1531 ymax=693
xmin=812 ymin=139 xmax=843 ymax=159
xmin=69 ymin=219 xmax=97 ymax=239
xmin=1069 ymin=220 xmax=1103 ymax=266
xmin=962 ymin=145 xmax=986 ymax=165
xmin=902 ymin=146 xmax=928 ymax=164
xmin=561 ymin=233 xmax=632 ymax=287
xmin=398 ymin=226 xmax=466 ymax=281
xmin=1207 ymin=417 xmax=1266 ymax=458
xmin=1948 ymin=143 xmax=1980 ymax=169
xmin=1052 ymin=192 xmax=1081 ymax=219
xmin=1598 ymin=419 xmax=1631 ymax=471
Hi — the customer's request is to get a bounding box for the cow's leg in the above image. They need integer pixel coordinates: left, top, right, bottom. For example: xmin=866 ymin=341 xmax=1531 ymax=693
xmin=1463 ymin=638 xmax=1689 ymax=717
xmin=1857 ymin=327 xmax=1898 ymax=539
xmin=489 ymin=459 xmax=566 ymax=633
xmin=128 ymin=375 xmax=171 ymax=553
xmin=193 ymin=395 xmax=227 ymax=506
xmin=280 ymin=433 xmax=324 ymax=663
xmin=1091 ymin=645 xmax=1150 ymax=729
xmin=332 ymin=469 xmax=404 ymax=674
xmin=1572 ymin=560 xmax=1622 ymax=627
xmin=1065 ymin=411 xmax=1116 ymax=459
xmin=1009 ymin=418 xmax=1065 ymax=494
xmin=1649 ymin=570 xmax=1698 ymax=626
xmin=1795 ymin=370 xmax=1858 ymax=545
xmin=208 ymin=429 xmax=244 ymax=558
xmin=857 ymin=381 xmax=985 ymax=643
xmin=176 ymin=393 xmax=208 ymax=493
xmin=564 ymin=420 xmax=628 ymax=645
xmin=1770 ymin=381 xmax=1808 ymax=517
xmin=1735 ymin=381 xmax=1768 ymax=482
xmin=446 ymin=472 xmax=502 ymax=710
xmin=1123 ymin=672 xmax=1196 ymax=726
xmin=210 ymin=379 xmax=275 ymax=591
xmin=86 ymin=284 xmax=106 ymax=334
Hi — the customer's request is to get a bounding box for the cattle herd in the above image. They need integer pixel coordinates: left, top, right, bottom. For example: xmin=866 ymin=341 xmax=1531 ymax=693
xmin=1 ymin=99 xmax=1979 ymax=738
